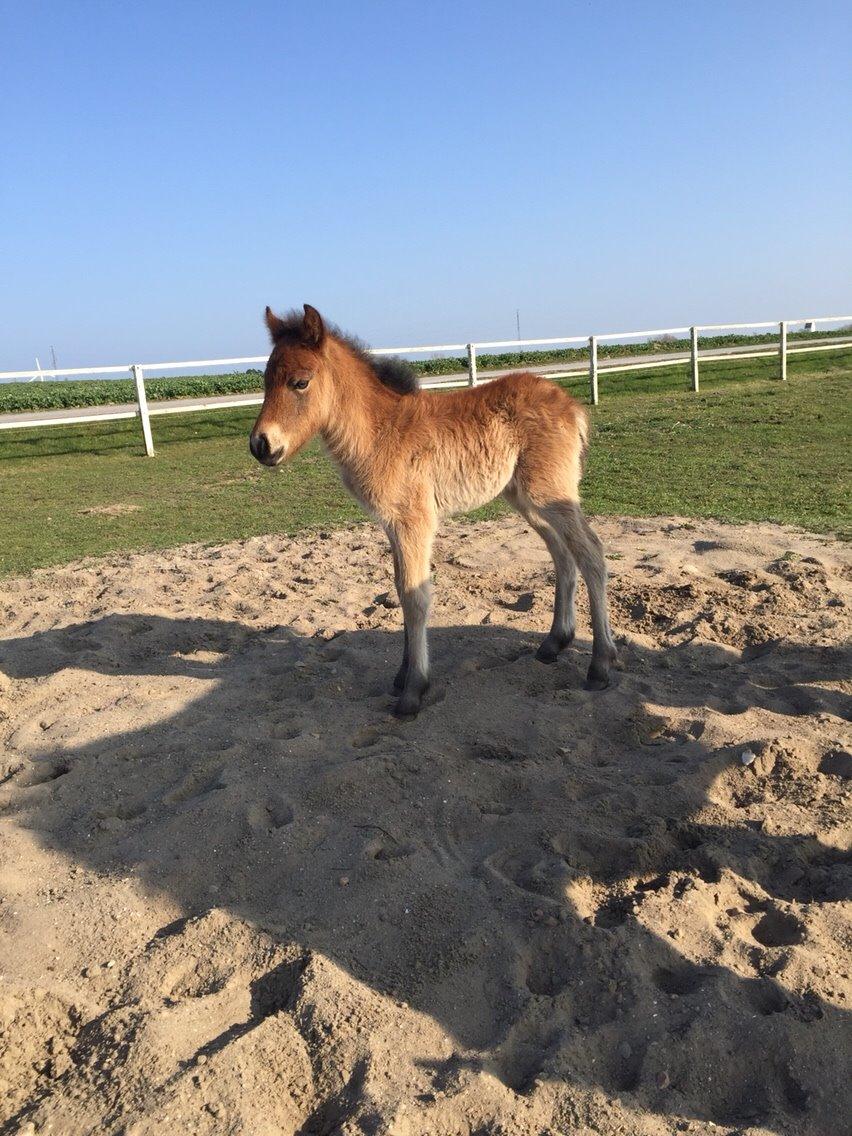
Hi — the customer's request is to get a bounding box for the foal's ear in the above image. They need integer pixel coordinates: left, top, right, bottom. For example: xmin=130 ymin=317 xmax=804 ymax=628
xmin=302 ymin=304 xmax=326 ymax=349
xmin=264 ymin=306 xmax=287 ymax=341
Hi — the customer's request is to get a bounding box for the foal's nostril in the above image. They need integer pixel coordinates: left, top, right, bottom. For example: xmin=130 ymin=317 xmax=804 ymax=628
xmin=250 ymin=432 xmax=270 ymax=462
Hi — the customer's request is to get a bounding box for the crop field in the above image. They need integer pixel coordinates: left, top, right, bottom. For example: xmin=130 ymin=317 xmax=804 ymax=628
xmin=0 ymin=350 xmax=849 ymax=576
xmin=0 ymin=327 xmax=848 ymax=413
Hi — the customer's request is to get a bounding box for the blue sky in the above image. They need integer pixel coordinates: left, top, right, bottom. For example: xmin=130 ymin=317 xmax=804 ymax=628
xmin=1 ymin=0 xmax=850 ymax=369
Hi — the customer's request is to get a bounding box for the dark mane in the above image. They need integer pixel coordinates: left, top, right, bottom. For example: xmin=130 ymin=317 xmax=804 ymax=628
xmin=337 ymin=328 xmax=420 ymax=395
xmin=273 ymin=310 xmax=419 ymax=395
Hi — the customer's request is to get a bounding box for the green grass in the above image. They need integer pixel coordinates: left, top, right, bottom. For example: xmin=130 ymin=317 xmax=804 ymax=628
xmin=0 ymin=351 xmax=849 ymax=576
xmin=2 ymin=327 xmax=848 ymax=413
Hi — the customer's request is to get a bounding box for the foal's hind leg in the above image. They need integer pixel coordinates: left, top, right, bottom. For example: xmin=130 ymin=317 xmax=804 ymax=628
xmin=503 ymin=486 xmax=577 ymax=664
xmin=546 ymin=502 xmax=618 ymax=689
xmin=537 ymin=541 xmax=578 ymax=663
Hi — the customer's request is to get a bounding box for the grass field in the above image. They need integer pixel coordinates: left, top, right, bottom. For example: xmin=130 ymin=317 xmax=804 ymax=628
xmin=0 ymin=351 xmax=849 ymax=576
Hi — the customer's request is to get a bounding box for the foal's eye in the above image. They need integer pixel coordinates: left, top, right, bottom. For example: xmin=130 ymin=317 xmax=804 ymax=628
xmin=291 ymin=377 xmax=310 ymax=391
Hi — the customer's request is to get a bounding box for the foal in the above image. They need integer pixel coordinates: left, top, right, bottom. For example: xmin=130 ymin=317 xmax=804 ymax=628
xmin=250 ymin=305 xmax=618 ymax=717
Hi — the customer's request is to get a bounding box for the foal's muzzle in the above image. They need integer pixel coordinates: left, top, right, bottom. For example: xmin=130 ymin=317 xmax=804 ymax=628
xmin=249 ymin=432 xmax=284 ymax=466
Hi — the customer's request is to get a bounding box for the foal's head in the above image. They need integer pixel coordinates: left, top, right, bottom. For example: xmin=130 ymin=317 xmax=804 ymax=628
xmin=249 ymin=304 xmax=334 ymax=466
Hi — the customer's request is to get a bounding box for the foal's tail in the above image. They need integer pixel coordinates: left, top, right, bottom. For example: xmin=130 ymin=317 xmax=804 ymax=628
xmin=575 ymin=402 xmax=591 ymax=474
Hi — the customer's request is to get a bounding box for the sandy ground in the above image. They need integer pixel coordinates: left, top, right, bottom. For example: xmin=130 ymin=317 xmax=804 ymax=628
xmin=0 ymin=514 xmax=850 ymax=1136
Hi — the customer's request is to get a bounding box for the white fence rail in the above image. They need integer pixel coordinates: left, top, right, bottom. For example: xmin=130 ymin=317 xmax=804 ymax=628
xmin=1 ymin=313 xmax=850 ymax=456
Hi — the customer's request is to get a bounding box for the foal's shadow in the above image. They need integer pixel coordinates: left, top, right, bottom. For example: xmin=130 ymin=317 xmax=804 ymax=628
xmin=1 ymin=614 xmax=850 ymax=1133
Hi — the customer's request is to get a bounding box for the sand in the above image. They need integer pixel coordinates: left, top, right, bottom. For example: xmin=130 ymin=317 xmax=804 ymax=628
xmin=0 ymin=514 xmax=849 ymax=1136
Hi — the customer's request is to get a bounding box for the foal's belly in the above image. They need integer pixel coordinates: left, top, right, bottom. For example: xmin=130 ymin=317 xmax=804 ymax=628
xmin=432 ymin=450 xmax=518 ymax=517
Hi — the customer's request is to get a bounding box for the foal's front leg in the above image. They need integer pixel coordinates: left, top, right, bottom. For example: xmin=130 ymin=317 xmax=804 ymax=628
xmin=388 ymin=538 xmax=409 ymax=692
xmin=388 ymin=519 xmax=435 ymax=719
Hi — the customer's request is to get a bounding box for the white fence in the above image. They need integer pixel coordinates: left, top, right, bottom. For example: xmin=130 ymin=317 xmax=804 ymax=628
xmin=1 ymin=313 xmax=850 ymax=457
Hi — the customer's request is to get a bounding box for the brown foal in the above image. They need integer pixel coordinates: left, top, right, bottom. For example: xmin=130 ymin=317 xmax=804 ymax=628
xmin=250 ymin=305 xmax=618 ymax=717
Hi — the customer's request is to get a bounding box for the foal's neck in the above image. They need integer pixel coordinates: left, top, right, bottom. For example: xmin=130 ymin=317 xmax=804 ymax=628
xmin=320 ymin=339 xmax=397 ymax=471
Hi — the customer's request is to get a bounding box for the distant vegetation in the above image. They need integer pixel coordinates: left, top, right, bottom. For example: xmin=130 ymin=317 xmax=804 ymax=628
xmin=1 ymin=327 xmax=848 ymax=413
xmin=0 ymin=370 xmax=267 ymax=413
xmin=412 ymin=327 xmax=850 ymax=377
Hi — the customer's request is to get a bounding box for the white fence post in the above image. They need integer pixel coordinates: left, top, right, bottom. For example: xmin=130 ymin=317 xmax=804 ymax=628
xmin=131 ymin=365 xmax=155 ymax=456
xmin=588 ymin=335 xmax=599 ymax=405
xmin=466 ymin=343 xmax=478 ymax=386
xmin=779 ymin=320 xmax=787 ymax=381
xmin=690 ymin=326 xmax=699 ymax=392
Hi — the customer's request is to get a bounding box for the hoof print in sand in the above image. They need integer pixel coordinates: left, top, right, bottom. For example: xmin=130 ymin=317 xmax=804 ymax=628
xmin=750 ymin=906 xmax=807 ymax=948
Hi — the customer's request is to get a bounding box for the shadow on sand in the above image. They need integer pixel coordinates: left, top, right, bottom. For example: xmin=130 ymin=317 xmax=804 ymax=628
xmin=1 ymin=614 xmax=850 ymax=1134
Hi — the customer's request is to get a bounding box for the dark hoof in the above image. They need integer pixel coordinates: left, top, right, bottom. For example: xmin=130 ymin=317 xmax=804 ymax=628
xmin=584 ymin=660 xmax=611 ymax=691
xmin=393 ymin=696 xmax=422 ymax=719
xmin=393 ymin=677 xmax=429 ymax=719
xmin=535 ymin=631 xmax=575 ymax=665
xmin=536 ymin=643 xmax=560 ymax=665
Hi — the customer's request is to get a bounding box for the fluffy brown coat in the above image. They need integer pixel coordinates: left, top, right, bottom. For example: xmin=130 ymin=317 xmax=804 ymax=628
xmin=250 ymin=305 xmax=617 ymax=716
